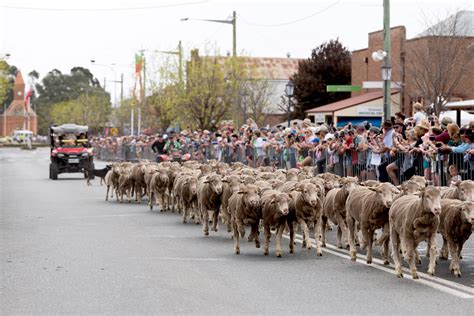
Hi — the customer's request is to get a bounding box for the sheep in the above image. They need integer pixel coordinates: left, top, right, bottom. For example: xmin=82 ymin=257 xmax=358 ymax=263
xmin=285 ymin=168 xmax=300 ymax=181
xmin=228 ymin=185 xmax=261 ymax=254
xmin=197 ymin=174 xmax=223 ymax=236
xmin=389 ymin=187 xmax=441 ymax=279
xmin=346 ymin=183 xmax=400 ymax=265
xmin=117 ymin=165 xmax=134 ymax=203
xmin=399 ymin=179 xmax=424 ymax=196
xmin=178 ymin=175 xmax=199 ymax=224
xmin=148 ymin=169 xmax=169 ymax=211
xmin=440 ymin=180 xmax=474 ymax=201
xmin=290 ymin=182 xmax=323 ymax=256
xmin=438 ymin=199 xmax=474 ymax=277
xmin=220 ymin=175 xmax=242 ymax=233
xmin=321 ymin=177 xmax=358 ymax=249
xmin=165 ymin=165 xmax=181 ymax=211
xmin=131 ymin=162 xmax=147 ymax=204
xmin=261 ymin=190 xmax=294 ymax=257
xmin=360 ymin=180 xmax=380 ymax=187
xmin=104 ymin=164 xmax=120 ymax=201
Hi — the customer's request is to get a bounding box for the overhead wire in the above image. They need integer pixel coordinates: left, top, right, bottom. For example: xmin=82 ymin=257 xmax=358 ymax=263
xmin=0 ymin=1 xmax=208 ymax=12
xmin=238 ymin=0 xmax=341 ymax=27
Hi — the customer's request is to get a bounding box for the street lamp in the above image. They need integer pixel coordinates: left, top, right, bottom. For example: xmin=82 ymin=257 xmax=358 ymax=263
xmin=285 ymin=81 xmax=294 ymax=127
xmin=181 ymin=11 xmax=237 ymax=57
xmin=90 ymin=60 xmax=119 ymax=108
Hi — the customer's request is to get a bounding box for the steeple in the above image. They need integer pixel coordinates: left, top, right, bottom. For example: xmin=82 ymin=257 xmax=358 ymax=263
xmin=13 ymin=71 xmax=25 ymax=101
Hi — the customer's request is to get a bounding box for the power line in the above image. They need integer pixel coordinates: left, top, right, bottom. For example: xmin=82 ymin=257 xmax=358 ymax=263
xmin=0 ymin=1 xmax=208 ymax=12
xmin=239 ymin=0 xmax=341 ymax=27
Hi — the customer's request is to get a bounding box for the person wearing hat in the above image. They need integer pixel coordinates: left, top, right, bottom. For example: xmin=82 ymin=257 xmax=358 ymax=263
xmin=443 ymin=128 xmax=473 ymax=154
xmin=302 ymin=118 xmax=313 ymax=128
xmin=353 ymin=123 xmax=369 ymax=181
xmin=376 ymin=120 xmax=395 ymax=182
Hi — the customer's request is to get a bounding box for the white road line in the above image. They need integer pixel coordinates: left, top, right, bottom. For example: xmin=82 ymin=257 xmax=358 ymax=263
xmin=61 ymin=214 xmax=148 ymax=219
xmin=284 ymin=234 xmax=474 ymax=299
xmin=129 ymin=257 xmax=231 ymax=261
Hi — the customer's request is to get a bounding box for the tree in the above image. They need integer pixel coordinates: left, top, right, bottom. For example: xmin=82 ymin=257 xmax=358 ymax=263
xmin=0 ymin=61 xmax=17 ymax=112
xmin=181 ymin=50 xmax=240 ymax=130
xmin=34 ymin=67 xmax=107 ymax=134
xmin=405 ymin=10 xmax=474 ymax=116
xmin=238 ymin=79 xmax=273 ymax=126
xmin=291 ymin=39 xmax=351 ymax=118
xmin=50 ymin=93 xmax=111 ymax=133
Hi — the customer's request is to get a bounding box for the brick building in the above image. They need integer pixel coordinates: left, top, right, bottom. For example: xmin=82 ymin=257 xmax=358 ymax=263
xmin=0 ymin=71 xmax=38 ymax=136
xmin=351 ymin=10 xmax=474 ymax=115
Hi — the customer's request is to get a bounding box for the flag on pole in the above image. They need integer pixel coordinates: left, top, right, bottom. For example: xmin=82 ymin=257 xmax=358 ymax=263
xmin=133 ymin=52 xmax=144 ymax=102
xmin=25 ymin=85 xmax=33 ymax=112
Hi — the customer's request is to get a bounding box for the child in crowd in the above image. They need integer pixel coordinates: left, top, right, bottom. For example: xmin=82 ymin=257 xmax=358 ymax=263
xmin=448 ymin=164 xmax=462 ymax=187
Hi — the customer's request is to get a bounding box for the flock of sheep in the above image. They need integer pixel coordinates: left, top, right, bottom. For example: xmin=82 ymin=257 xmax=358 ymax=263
xmin=100 ymin=160 xmax=474 ymax=279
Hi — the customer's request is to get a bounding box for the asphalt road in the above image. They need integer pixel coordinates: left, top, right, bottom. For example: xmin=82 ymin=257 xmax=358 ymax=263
xmin=1 ymin=147 xmax=473 ymax=314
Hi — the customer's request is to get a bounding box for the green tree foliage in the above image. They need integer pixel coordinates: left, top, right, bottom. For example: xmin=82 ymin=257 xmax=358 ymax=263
xmin=180 ymin=51 xmax=245 ymax=130
xmin=50 ymin=93 xmax=111 ymax=133
xmin=0 ymin=61 xmax=16 ymax=112
xmin=34 ymin=67 xmax=107 ymax=134
xmin=291 ymin=39 xmax=351 ymax=118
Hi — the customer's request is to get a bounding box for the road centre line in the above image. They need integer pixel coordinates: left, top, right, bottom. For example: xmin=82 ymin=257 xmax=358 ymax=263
xmin=283 ymin=233 xmax=474 ymax=299
xmin=129 ymin=257 xmax=231 ymax=261
xmin=61 ymin=214 xmax=148 ymax=219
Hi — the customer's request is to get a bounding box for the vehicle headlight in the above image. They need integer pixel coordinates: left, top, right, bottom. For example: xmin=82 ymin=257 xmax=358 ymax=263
xmin=58 ymin=153 xmax=64 ymax=157
xmin=82 ymin=152 xmax=89 ymax=157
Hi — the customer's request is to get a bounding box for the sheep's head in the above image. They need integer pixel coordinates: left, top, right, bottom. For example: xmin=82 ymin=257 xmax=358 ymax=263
xmin=410 ymin=175 xmax=427 ymax=188
xmin=237 ymin=185 xmax=260 ymax=208
xmin=342 ymin=177 xmax=358 ymax=193
xmin=297 ymin=183 xmax=319 ymax=207
xmin=459 ymin=201 xmax=474 ymax=225
xmin=400 ymin=180 xmax=423 ymax=196
xmin=204 ymin=175 xmax=223 ymax=195
xmin=421 ymin=187 xmax=441 ymax=216
xmin=269 ymin=193 xmax=290 ymax=216
xmin=158 ymin=170 xmax=169 ymax=184
xmin=457 ymin=180 xmax=474 ymax=202
xmin=185 ymin=177 xmax=198 ymax=195
xmin=369 ymin=183 xmax=400 ymax=208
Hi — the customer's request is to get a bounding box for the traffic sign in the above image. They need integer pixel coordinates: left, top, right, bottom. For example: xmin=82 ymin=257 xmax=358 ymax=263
xmin=362 ymin=81 xmax=402 ymax=89
xmin=326 ymin=85 xmax=361 ymax=92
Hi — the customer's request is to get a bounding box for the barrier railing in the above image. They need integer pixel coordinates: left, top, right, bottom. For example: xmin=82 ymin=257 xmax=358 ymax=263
xmin=92 ymin=143 xmax=472 ymax=184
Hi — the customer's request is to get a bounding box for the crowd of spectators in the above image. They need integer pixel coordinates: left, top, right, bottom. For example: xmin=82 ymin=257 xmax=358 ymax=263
xmin=90 ymin=104 xmax=474 ymax=185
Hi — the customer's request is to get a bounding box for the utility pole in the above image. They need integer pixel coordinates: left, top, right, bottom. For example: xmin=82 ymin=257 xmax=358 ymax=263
xmin=139 ymin=52 xmax=145 ymax=136
xmin=232 ymin=11 xmax=237 ymax=57
xmin=178 ymin=41 xmax=183 ymax=85
xmin=382 ymin=0 xmax=392 ymax=121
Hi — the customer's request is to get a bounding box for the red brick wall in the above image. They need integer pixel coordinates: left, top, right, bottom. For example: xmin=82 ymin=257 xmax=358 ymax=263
xmin=352 ymin=26 xmax=474 ymax=116
xmin=0 ymin=115 xmax=38 ymax=137
xmin=352 ymin=26 xmax=406 ymax=98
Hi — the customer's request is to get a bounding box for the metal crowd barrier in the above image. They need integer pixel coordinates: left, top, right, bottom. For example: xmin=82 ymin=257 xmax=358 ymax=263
xmin=92 ymin=143 xmax=472 ymax=184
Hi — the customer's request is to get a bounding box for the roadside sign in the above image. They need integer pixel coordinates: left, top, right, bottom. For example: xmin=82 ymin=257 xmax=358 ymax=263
xmin=362 ymin=81 xmax=402 ymax=89
xmin=326 ymin=85 xmax=361 ymax=92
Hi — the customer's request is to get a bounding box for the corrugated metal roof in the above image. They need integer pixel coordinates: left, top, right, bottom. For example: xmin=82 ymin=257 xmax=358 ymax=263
xmin=416 ymin=10 xmax=474 ymax=37
xmin=306 ymin=91 xmax=399 ymax=113
xmin=211 ymin=56 xmax=302 ymax=80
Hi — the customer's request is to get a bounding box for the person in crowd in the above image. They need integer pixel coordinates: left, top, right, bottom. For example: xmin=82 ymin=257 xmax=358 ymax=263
xmin=151 ymin=134 xmax=166 ymax=162
xmin=378 ymin=120 xmax=394 ymax=182
xmin=412 ymin=102 xmax=426 ymax=124
xmin=354 ymin=123 xmax=368 ymax=181
xmin=448 ymin=164 xmax=462 ymax=186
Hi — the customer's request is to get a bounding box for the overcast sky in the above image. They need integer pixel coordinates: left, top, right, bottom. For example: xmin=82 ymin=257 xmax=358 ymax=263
xmin=1 ymin=0 xmax=471 ymax=105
